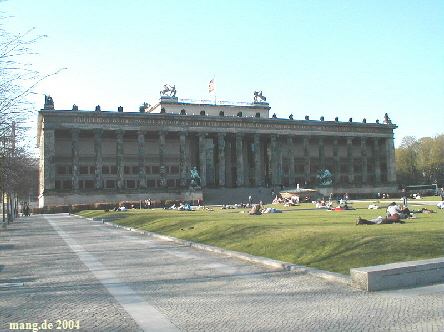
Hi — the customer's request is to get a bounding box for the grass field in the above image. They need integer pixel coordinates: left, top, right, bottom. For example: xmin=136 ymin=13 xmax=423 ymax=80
xmin=77 ymin=199 xmax=443 ymax=275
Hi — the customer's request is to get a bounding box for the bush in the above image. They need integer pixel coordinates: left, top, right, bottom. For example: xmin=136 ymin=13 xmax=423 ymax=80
xmin=71 ymin=203 xmax=95 ymax=213
xmin=94 ymin=203 xmax=116 ymax=211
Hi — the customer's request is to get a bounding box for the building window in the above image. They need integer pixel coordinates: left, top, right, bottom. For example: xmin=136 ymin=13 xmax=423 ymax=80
xmin=80 ymin=166 xmax=89 ymax=174
xmin=79 ymin=166 xmax=95 ymax=174
xmin=102 ymin=166 xmax=110 ymax=174
xmin=200 ymin=110 xmax=206 ymax=116
xmin=57 ymin=166 xmax=67 ymax=175
xmin=79 ymin=180 xmax=94 ymax=189
xmin=63 ymin=180 xmax=73 ymax=190
xmin=132 ymin=166 xmax=139 ymax=174
xmin=105 ymin=180 xmax=116 ymax=188
xmin=152 ymin=166 xmax=160 ymax=174
xmin=170 ymin=165 xmax=179 ymax=174
xmin=147 ymin=179 xmax=156 ymax=187
xmin=126 ymin=180 xmax=136 ymax=189
xmin=295 ymin=164 xmax=304 ymax=173
xmin=84 ymin=180 xmax=94 ymax=189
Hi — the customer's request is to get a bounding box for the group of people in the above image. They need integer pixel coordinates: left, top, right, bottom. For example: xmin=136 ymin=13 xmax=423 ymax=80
xmin=356 ymin=202 xmax=413 ymax=225
xmin=314 ymin=199 xmax=355 ymax=211
xmin=247 ymin=204 xmax=282 ymax=215
xmin=164 ymin=202 xmax=193 ymax=211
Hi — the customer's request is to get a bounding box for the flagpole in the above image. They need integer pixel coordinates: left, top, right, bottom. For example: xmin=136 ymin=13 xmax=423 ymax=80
xmin=209 ymin=75 xmax=216 ymax=105
xmin=213 ymin=74 xmax=216 ymax=105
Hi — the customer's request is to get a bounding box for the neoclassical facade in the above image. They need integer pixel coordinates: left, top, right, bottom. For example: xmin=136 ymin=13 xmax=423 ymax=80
xmin=37 ymin=94 xmax=397 ymax=207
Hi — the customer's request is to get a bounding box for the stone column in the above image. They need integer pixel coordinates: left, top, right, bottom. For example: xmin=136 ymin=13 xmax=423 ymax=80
xmin=138 ymin=130 xmax=147 ymax=188
xmin=179 ymin=132 xmax=188 ymax=187
xmin=347 ymin=137 xmax=354 ymax=183
xmin=303 ymin=136 xmax=310 ymax=186
xmin=332 ymin=137 xmax=340 ymax=184
xmin=198 ymin=132 xmax=207 ymax=188
xmin=270 ymin=135 xmax=281 ymax=186
xmin=386 ymin=136 xmax=396 ymax=183
xmin=287 ymin=136 xmax=295 ymax=187
xmin=361 ymin=137 xmax=368 ymax=183
xmin=217 ymin=133 xmax=226 ymax=187
xmin=236 ymin=133 xmax=244 ymax=187
xmin=71 ymin=129 xmax=80 ymax=191
xmin=116 ymin=130 xmax=125 ymax=190
xmin=319 ymin=136 xmax=325 ymax=171
xmin=93 ymin=129 xmax=103 ymax=189
xmin=42 ymin=128 xmax=56 ymax=191
xmin=159 ymin=131 xmax=167 ymax=188
xmin=373 ymin=137 xmax=381 ymax=183
xmin=254 ymin=134 xmax=262 ymax=186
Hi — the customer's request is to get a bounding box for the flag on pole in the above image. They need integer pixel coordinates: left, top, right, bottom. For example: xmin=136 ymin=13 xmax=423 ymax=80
xmin=208 ymin=78 xmax=215 ymax=93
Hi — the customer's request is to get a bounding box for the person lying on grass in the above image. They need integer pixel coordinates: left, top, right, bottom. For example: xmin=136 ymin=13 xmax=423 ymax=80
xmin=356 ymin=214 xmax=405 ymax=225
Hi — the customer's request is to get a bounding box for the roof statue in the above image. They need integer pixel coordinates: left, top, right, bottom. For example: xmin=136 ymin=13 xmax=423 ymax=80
xmin=383 ymin=113 xmax=392 ymax=124
xmin=160 ymin=84 xmax=177 ymax=97
xmin=253 ymin=91 xmax=266 ymax=102
xmin=44 ymin=95 xmax=54 ymax=109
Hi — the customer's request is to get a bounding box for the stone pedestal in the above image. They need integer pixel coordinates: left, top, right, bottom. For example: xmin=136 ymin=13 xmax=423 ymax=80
xmin=160 ymin=96 xmax=178 ymax=103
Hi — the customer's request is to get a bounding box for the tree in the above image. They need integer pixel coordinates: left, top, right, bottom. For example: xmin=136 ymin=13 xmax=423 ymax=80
xmin=416 ymin=135 xmax=444 ymax=186
xmin=1 ymin=25 xmax=44 ymax=126
xmin=1 ymin=15 xmax=53 ymax=222
xmin=396 ymin=135 xmax=444 ymax=188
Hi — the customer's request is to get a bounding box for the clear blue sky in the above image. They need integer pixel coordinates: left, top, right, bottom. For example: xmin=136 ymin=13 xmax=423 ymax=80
xmin=2 ymin=0 xmax=443 ymax=147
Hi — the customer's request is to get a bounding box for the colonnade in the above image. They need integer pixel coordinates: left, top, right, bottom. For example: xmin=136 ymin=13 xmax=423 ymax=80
xmin=41 ymin=128 xmax=397 ymax=193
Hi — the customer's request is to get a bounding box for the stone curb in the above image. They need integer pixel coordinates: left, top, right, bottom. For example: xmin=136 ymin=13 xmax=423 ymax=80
xmin=79 ymin=215 xmax=351 ymax=286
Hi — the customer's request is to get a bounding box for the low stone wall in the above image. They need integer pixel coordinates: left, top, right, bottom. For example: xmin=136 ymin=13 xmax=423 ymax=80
xmin=350 ymin=258 xmax=444 ymax=291
xmin=39 ymin=189 xmax=203 ymax=207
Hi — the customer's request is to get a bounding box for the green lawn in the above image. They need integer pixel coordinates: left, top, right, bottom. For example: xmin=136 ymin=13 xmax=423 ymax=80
xmin=77 ymin=200 xmax=443 ymax=275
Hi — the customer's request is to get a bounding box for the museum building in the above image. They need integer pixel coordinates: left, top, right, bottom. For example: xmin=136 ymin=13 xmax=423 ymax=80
xmin=37 ymin=91 xmax=398 ymax=207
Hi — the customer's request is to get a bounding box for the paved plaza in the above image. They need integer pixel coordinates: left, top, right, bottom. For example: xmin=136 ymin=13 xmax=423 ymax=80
xmin=1 ymin=214 xmax=443 ymax=332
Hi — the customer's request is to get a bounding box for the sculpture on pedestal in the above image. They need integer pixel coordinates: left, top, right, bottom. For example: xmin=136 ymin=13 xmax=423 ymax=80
xmin=44 ymin=95 xmax=54 ymax=109
xmin=317 ymin=169 xmax=332 ymax=186
xmin=253 ymin=91 xmax=266 ymax=102
xmin=190 ymin=167 xmax=201 ymax=188
xmin=383 ymin=113 xmax=392 ymax=124
xmin=160 ymin=84 xmax=177 ymax=97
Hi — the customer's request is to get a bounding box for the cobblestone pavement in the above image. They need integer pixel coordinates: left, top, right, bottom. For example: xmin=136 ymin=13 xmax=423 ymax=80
xmin=1 ymin=214 xmax=443 ymax=332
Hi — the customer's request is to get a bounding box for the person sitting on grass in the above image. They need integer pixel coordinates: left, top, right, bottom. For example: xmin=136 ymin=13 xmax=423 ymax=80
xmin=249 ymin=204 xmax=262 ymax=215
xmin=386 ymin=202 xmax=412 ymax=219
